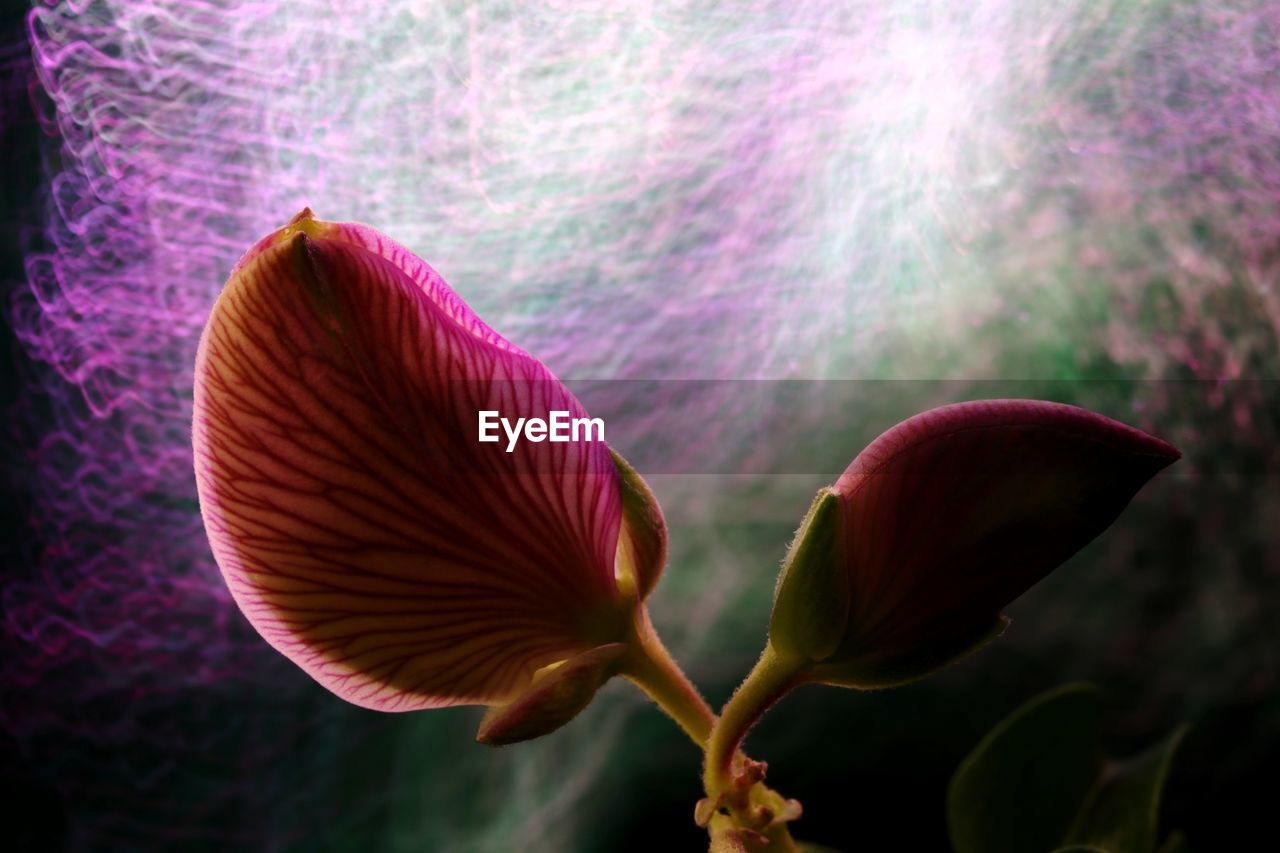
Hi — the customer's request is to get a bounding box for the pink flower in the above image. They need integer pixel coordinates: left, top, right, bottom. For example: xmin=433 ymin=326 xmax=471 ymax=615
xmin=771 ymin=399 xmax=1181 ymax=687
xmin=704 ymin=400 xmax=1180 ymax=812
xmin=193 ymin=210 xmax=665 ymax=723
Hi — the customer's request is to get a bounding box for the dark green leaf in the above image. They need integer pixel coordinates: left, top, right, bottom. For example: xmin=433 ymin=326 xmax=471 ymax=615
xmin=948 ymin=684 xmax=1105 ymax=853
xmin=1063 ymin=726 xmax=1189 ymax=853
xmin=950 ymin=685 xmax=1188 ymax=853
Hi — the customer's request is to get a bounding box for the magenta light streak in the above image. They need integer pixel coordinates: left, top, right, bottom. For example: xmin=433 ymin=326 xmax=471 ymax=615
xmin=11 ymin=0 xmax=289 ymax=683
xmin=5 ymin=4 xmax=323 ymax=845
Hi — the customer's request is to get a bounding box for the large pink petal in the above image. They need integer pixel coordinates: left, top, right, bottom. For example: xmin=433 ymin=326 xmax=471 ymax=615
xmin=193 ymin=212 xmax=625 ymax=711
xmin=824 ymin=399 xmax=1179 ymax=675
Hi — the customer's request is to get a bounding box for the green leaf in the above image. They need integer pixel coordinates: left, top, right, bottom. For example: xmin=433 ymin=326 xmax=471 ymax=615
xmin=949 ymin=685 xmax=1189 ymax=853
xmin=769 ymin=489 xmax=848 ymax=662
xmin=1063 ymin=726 xmax=1189 ymax=853
xmin=948 ymin=684 xmax=1105 ymax=853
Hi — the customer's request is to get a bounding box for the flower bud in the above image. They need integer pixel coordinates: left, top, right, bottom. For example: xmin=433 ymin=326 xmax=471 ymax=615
xmin=770 ymin=400 xmax=1180 ymax=688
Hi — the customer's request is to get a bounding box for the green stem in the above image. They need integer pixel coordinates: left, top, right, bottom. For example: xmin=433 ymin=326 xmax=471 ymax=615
xmin=703 ymin=643 xmax=806 ymax=798
xmin=622 ymin=616 xmax=805 ymax=850
xmin=619 ymin=607 xmax=716 ymax=748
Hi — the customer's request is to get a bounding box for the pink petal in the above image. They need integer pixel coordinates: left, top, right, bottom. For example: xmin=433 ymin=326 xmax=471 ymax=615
xmin=193 ymin=211 xmax=625 ymax=711
xmin=826 ymin=399 xmax=1179 ymax=670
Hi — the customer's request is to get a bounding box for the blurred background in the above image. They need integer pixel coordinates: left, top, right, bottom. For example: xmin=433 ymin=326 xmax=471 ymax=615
xmin=1 ymin=0 xmax=1276 ymax=850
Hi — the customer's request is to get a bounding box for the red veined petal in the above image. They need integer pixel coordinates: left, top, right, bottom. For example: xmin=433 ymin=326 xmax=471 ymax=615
xmin=193 ymin=211 xmax=626 ymax=711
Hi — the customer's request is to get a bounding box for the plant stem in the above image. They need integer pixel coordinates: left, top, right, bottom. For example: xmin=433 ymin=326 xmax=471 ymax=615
xmin=703 ymin=643 xmax=806 ymax=798
xmin=623 ymin=615 xmax=805 ymax=850
xmin=620 ymin=606 xmax=716 ymax=747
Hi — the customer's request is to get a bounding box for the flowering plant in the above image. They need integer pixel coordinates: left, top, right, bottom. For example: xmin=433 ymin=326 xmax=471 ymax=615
xmin=194 ymin=212 xmax=1182 ymax=852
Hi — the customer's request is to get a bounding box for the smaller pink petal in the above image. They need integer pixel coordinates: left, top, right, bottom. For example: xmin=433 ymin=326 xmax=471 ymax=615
xmin=820 ymin=399 xmax=1179 ymax=677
